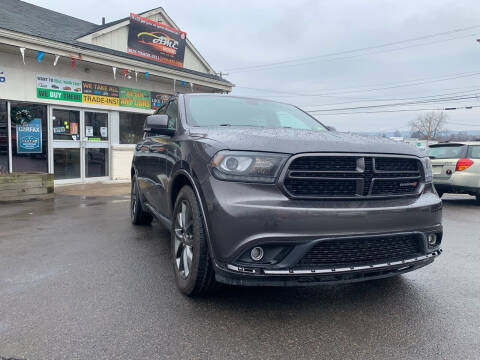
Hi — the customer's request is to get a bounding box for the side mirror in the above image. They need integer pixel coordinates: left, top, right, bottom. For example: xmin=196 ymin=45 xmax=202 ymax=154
xmin=326 ymin=125 xmax=336 ymax=131
xmin=144 ymin=114 xmax=175 ymax=136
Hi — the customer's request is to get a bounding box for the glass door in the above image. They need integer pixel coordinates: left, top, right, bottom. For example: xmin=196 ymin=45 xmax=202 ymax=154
xmin=84 ymin=111 xmax=109 ymax=179
xmin=51 ymin=108 xmax=81 ymax=181
xmin=50 ymin=107 xmax=110 ymax=182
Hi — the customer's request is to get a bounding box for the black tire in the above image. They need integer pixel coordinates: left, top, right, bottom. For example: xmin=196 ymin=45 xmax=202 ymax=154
xmin=437 ymin=191 xmax=444 ymax=198
xmin=171 ymin=185 xmax=217 ymax=296
xmin=131 ymin=176 xmax=153 ymax=226
xmin=476 ymin=194 xmax=480 ymax=204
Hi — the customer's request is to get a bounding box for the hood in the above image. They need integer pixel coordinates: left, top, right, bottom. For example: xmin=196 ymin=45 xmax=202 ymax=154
xmin=191 ymin=127 xmax=423 ymax=157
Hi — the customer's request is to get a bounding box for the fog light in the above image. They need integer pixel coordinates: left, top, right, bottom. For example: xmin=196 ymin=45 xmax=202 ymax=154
xmin=427 ymin=234 xmax=437 ymax=246
xmin=250 ymin=247 xmax=264 ymax=261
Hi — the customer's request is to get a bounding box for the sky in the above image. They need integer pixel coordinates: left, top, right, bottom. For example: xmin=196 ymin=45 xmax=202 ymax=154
xmin=24 ymin=0 xmax=480 ymax=133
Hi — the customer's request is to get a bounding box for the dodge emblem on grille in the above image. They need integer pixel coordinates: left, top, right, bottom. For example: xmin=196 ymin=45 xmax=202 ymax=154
xmin=399 ymin=181 xmax=418 ymax=187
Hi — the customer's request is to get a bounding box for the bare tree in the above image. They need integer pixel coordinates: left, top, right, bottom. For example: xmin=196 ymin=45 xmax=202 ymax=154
xmin=409 ymin=111 xmax=447 ymax=140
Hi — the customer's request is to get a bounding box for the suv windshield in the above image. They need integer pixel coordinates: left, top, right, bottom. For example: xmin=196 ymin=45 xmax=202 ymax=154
xmin=185 ymin=96 xmax=327 ymax=131
xmin=428 ymin=144 xmax=467 ymax=159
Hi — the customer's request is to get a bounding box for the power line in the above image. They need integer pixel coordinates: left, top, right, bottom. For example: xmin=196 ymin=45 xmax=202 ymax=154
xmin=307 ymin=95 xmax=480 ymax=113
xmin=307 ymin=104 xmax=480 ymax=116
xmin=232 ymin=33 xmax=478 ymax=73
xmin=235 ymin=70 xmax=480 ymax=98
xmin=301 ymin=87 xmax=480 ymax=109
xmin=225 ymin=25 xmax=480 ymax=73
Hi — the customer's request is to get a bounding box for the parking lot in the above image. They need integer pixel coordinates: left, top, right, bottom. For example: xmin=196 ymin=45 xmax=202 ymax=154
xmin=0 ymin=183 xmax=479 ymax=360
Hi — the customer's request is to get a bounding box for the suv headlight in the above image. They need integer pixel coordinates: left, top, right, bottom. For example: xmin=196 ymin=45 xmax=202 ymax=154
xmin=210 ymin=151 xmax=289 ymax=183
xmin=421 ymin=157 xmax=433 ymax=183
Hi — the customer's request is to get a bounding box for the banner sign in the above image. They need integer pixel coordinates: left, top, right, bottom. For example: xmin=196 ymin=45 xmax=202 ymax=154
xmin=35 ymin=74 xmax=174 ymax=110
xmin=127 ymin=13 xmax=187 ymax=67
xmin=151 ymin=92 xmax=171 ymax=110
xmin=82 ymin=81 xmax=120 ymax=106
xmin=36 ymin=74 xmax=82 ymax=102
xmin=119 ymin=87 xmax=151 ymax=109
xmin=16 ymin=118 xmax=42 ymax=154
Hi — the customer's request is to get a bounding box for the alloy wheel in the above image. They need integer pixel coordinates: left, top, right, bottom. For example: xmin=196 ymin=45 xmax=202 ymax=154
xmin=174 ymin=200 xmax=194 ymax=279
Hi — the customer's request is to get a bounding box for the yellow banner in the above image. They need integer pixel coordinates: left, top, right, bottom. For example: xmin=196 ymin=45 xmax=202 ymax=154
xmin=82 ymin=94 xmax=119 ymax=106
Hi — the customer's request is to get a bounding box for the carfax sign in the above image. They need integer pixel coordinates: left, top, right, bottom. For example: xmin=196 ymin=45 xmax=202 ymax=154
xmin=16 ymin=118 xmax=42 ymax=153
xmin=127 ymin=13 xmax=187 ymax=67
xmin=36 ymin=75 xmax=82 ymax=102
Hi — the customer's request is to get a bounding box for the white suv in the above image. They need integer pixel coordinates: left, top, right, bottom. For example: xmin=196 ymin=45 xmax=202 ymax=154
xmin=429 ymin=142 xmax=480 ymax=202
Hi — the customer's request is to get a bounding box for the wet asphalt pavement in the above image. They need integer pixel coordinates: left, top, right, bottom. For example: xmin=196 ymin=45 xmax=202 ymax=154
xmin=0 ymin=184 xmax=479 ymax=360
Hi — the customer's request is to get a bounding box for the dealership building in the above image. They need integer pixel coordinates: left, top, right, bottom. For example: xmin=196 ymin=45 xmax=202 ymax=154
xmin=0 ymin=0 xmax=232 ymax=184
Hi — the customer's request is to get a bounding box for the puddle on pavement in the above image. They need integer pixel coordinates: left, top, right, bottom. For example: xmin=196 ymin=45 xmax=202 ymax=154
xmin=79 ymin=201 xmax=106 ymax=208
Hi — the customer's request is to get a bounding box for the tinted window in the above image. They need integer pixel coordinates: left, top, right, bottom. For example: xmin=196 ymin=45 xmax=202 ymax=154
xmin=166 ymin=101 xmax=178 ymax=130
xmin=185 ymin=96 xmax=326 ymax=131
xmin=428 ymin=145 xmax=467 ymax=159
xmin=468 ymin=145 xmax=480 ymax=159
xmin=154 ymin=102 xmax=168 ymax=115
xmin=120 ymin=112 xmax=146 ymax=144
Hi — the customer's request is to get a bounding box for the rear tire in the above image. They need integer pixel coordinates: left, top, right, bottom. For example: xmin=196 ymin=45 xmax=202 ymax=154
xmin=131 ymin=176 xmax=153 ymax=226
xmin=171 ymin=185 xmax=217 ymax=296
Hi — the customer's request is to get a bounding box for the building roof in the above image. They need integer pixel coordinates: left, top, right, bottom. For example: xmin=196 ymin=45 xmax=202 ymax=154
xmin=0 ymin=0 xmax=231 ymax=85
xmin=0 ymin=0 xmax=98 ymax=43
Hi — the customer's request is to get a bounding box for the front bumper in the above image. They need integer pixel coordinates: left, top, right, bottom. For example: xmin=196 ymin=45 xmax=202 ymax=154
xmin=198 ymin=178 xmax=443 ymax=284
xmin=215 ymin=250 xmax=441 ymax=286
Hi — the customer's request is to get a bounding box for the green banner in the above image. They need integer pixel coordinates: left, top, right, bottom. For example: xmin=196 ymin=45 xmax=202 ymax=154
xmin=119 ymin=87 xmax=151 ymax=109
xmin=36 ymin=74 xmax=83 ymax=102
xmin=37 ymin=88 xmax=82 ymax=102
xmin=36 ymin=75 xmax=156 ymax=109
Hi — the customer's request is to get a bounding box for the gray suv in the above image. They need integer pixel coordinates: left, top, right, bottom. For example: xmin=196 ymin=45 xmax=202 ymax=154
xmin=131 ymin=94 xmax=443 ymax=296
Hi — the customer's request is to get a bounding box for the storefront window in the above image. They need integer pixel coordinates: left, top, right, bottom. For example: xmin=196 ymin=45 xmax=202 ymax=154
xmin=85 ymin=112 xmax=108 ymax=141
xmin=52 ymin=109 xmax=80 ymax=141
xmin=119 ymin=112 xmax=147 ymax=144
xmin=10 ymin=102 xmax=48 ymax=173
xmin=0 ymin=100 xmax=8 ymax=173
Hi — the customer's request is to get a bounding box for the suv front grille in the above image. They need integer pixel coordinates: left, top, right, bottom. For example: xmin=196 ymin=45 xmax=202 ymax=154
xmin=298 ymin=234 xmax=422 ymax=267
xmin=282 ymin=155 xmax=421 ymax=199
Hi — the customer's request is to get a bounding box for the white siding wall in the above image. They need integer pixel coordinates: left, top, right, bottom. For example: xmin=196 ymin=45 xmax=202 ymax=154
xmin=0 ymin=50 xmax=176 ymax=109
xmin=111 ymin=145 xmax=134 ymax=181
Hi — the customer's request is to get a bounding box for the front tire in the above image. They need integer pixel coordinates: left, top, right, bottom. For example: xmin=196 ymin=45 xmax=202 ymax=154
xmin=171 ymin=185 xmax=217 ymax=296
xmin=131 ymin=176 xmax=153 ymax=226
